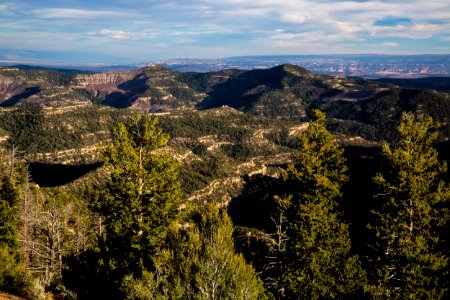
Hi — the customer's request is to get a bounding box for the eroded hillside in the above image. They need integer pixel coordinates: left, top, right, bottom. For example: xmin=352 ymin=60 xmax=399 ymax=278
xmin=1 ymin=64 xmax=450 ymax=202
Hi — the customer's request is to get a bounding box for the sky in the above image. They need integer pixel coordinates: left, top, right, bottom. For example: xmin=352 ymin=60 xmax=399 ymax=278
xmin=1 ymin=0 xmax=450 ymax=61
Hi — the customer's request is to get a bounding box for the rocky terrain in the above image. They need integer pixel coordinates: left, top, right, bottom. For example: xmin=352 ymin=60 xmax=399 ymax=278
xmin=0 ymin=64 xmax=390 ymax=112
xmin=1 ymin=64 xmax=450 ymax=202
xmin=1 ymin=64 xmax=449 ymax=122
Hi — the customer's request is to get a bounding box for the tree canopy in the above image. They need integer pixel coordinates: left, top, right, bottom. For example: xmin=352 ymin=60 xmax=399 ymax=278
xmin=280 ymin=110 xmax=365 ymax=298
xmin=367 ymin=112 xmax=450 ymax=298
xmin=95 ymin=114 xmax=183 ymax=289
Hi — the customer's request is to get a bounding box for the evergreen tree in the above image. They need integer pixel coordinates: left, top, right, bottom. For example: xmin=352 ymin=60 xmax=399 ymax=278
xmin=367 ymin=112 xmax=450 ymax=298
xmin=280 ymin=110 xmax=365 ymax=298
xmin=96 ymin=114 xmax=182 ymax=286
xmin=0 ymin=150 xmax=36 ymax=295
xmin=286 ymin=109 xmax=348 ymax=204
xmin=0 ymin=175 xmax=19 ymax=248
xmin=0 ymin=149 xmax=28 ymax=250
xmin=122 ymin=203 xmax=265 ymax=300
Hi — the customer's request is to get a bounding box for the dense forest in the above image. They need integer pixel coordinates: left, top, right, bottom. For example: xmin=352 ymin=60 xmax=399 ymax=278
xmin=0 ymin=65 xmax=450 ymax=298
xmin=0 ymin=107 xmax=449 ymax=299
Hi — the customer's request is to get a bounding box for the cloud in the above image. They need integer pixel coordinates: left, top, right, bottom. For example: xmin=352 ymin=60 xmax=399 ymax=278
xmin=0 ymin=3 xmax=18 ymax=16
xmin=92 ymin=29 xmax=158 ymax=40
xmin=2 ymin=0 xmax=450 ymax=58
xmin=381 ymin=42 xmax=400 ymax=47
xmin=98 ymin=29 xmax=135 ymax=40
xmin=280 ymin=13 xmax=307 ymax=24
xmin=34 ymin=8 xmax=131 ymax=19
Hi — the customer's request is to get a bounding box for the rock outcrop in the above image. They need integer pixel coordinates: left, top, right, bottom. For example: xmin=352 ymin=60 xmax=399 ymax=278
xmin=0 ymin=76 xmax=29 ymax=102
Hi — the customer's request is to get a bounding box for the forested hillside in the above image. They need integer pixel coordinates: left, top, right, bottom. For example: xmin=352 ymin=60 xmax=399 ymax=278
xmin=0 ymin=65 xmax=449 ymax=299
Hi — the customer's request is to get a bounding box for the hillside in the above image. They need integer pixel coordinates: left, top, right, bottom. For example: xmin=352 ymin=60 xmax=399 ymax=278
xmin=375 ymin=77 xmax=450 ymax=93
xmin=2 ymin=64 xmax=450 ymax=144
xmin=1 ymin=64 xmax=450 ymax=299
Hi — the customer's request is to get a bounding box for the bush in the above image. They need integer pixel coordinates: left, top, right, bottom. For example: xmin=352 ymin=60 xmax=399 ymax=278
xmin=0 ymin=245 xmax=45 ymax=298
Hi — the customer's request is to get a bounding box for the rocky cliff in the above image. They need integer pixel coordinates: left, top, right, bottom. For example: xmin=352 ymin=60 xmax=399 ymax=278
xmin=0 ymin=76 xmax=29 ymax=102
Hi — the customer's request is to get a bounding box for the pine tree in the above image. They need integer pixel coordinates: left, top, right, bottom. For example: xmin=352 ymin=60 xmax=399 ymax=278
xmin=280 ymin=110 xmax=365 ymax=298
xmin=0 ymin=150 xmax=34 ymax=294
xmin=192 ymin=204 xmax=264 ymax=300
xmin=367 ymin=112 xmax=450 ymax=298
xmin=96 ymin=114 xmax=182 ymax=283
xmin=122 ymin=203 xmax=265 ymax=300
xmin=286 ymin=109 xmax=348 ymax=204
xmin=0 ymin=149 xmax=27 ymax=250
xmin=0 ymin=175 xmax=19 ymax=248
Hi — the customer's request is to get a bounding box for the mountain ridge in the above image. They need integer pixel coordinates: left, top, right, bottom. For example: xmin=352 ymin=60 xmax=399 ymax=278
xmin=1 ymin=63 xmax=450 ymax=142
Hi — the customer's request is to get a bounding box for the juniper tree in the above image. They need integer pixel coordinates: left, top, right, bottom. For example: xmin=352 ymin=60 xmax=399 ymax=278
xmin=279 ymin=110 xmax=365 ymax=299
xmin=367 ymin=112 xmax=450 ymax=298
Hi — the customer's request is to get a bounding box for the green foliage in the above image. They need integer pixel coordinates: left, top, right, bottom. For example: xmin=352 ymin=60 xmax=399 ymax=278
xmin=367 ymin=112 xmax=450 ymax=298
xmin=280 ymin=110 xmax=365 ymax=298
xmin=122 ymin=270 xmax=163 ymax=300
xmin=189 ymin=204 xmax=265 ymax=299
xmin=0 ymin=176 xmax=19 ymax=248
xmin=265 ymin=126 xmax=298 ymax=149
xmin=221 ymin=141 xmax=253 ymax=161
xmin=321 ymin=88 xmax=450 ymax=142
xmin=0 ymin=104 xmax=127 ymax=159
xmin=0 ymin=67 xmax=79 ymax=86
xmin=122 ymin=203 xmax=266 ymax=299
xmin=0 ymin=154 xmax=24 ymax=293
xmin=0 ymin=150 xmax=47 ymax=298
xmin=0 ymin=103 xmax=84 ymax=155
xmin=375 ymin=77 xmax=450 ymax=93
xmin=96 ymin=114 xmax=182 ymax=281
xmin=0 ymin=150 xmax=29 ymax=250
xmin=286 ymin=109 xmax=348 ymax=203
xmin=281 ymin=200 xmax=365 ymax=299
xmin=2 ymin=103 xmax=46 ymax=153
xmin=158 ymin=109 xmax=257 ymax=140
xmin=198 ymin=64 xmax=322 ymax=119
xmin=0 ymin=245 xmax=32 ymax=293
xmin=179 ymin=155 xmax=229 ymax=194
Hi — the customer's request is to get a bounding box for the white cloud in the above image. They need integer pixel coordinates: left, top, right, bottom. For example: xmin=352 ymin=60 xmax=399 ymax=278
xmin=94 ymin=29 xmax=158 ymax=40
xmin=34 ymin=8 xmax=131 ymax=19
xmin=0 ymin=3 xmax=18 ymax=16
xmin=381 ymin=42 xmax=399 ymax=47
xmin=2 ymin=0 xmax=450 ymax=57
xmin=280 ymin=13 xmax=307 ymax=24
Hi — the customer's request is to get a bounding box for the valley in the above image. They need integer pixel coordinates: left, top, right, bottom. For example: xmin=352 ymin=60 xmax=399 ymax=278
xmin=1 ymin=64 xmax=449 ymax=298
xmin=1 ymin=63 xmax=450 ymax=200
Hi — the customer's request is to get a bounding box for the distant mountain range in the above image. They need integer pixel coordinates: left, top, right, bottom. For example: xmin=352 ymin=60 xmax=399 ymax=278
xmin=161 ymin=54 xmax=450 ymax=78
xmin=1 ymin=63 xmax=450 ymax=143
xmin=1 ymin=50 xmax=449 ymax=78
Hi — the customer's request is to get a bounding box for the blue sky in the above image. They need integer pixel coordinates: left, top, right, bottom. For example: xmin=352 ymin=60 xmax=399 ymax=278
xmin=1 ymin=0 xmax=449 ymax=61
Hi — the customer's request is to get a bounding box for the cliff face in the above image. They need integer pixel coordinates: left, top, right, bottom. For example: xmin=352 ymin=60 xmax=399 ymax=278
xmin=72 ymin=66 xmax=208 ymax=110
xmin=0 ymin=76 xmax=28 ymax=101
xmin=0 ymin=76 xmax=41 ymax=106
xmin=72 ymin=69 xmax=149 ymax=108
xmin=74 ymin=69 xmax=144 ymax=88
